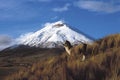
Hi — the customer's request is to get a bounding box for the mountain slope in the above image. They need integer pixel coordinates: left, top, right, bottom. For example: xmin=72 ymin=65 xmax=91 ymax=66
xmin=17 ymin=21 xmax=92 ymax=48
xmin=4 ymin=34 xmax=120 ymax=80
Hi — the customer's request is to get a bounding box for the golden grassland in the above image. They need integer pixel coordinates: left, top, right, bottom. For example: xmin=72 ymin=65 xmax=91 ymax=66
xmin=2 ymin=34 xmax=120 ymax=80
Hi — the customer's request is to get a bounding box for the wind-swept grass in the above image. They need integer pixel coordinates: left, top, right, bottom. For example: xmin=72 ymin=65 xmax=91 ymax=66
xmin=4 ymin=34 xmax=120 ymax=80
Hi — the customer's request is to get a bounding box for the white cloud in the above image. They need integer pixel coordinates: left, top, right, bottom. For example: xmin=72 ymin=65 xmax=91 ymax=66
xmin=75 ymin=1 xmax=120 ymax=13
xmin=0 ymin=35 xmax=12 ymax=45
xmin=0 ymin=0 xmax=20 ymax=10
xmin=0 ymin=0 xmax=52 ymax=21
xmin=28 ymin=0 xmax=52 ymax=2
xmin=53 ymin=3 xmax=70 ymax=12
xmin=16 ymin=32 xmax=34 ymax=44
xmin=0 ymin=35 xmax=14 ymax=50
xmin=38 ymin=0 xmax=51 ymax=2
xmin=0 ymin=0 xmax=51 ymax=10
xmin=51 ymin=16 xmax=58 ymax=20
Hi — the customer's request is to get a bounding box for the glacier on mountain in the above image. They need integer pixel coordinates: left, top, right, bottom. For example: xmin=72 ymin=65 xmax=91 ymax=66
xmin=16 ymin=21 xmax=92 ymax=48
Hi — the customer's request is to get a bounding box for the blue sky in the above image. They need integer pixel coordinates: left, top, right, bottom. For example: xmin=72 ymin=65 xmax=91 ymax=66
xmin=0 ymin=0 xmax=120 ymax=49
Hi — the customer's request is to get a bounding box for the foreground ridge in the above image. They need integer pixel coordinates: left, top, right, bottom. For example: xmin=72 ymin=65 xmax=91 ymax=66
xmin=2 ymin=34 xmax=120 ymax=80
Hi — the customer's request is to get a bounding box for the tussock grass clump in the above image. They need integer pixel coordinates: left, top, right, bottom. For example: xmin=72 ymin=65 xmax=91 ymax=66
xmin=5 ymin=34 xmax=120 ymax=80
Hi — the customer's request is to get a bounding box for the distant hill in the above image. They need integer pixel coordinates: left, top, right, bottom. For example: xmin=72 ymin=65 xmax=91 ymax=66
xmin=0 ymin=34 xmax=120 ymax=80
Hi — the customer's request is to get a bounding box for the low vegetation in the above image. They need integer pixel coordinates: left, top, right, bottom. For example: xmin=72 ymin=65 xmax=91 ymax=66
xmin=1 ymin=34 xmax=120 ymax=80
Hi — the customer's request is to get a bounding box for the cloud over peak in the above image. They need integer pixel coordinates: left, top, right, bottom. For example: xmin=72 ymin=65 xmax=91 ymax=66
xmin=53 ymin=3 xmax=70 ymax=12
xmin=75 ymin=1 xmax=120 ymax=13
xmin=29 ymin=0 xmax=52 ymax=2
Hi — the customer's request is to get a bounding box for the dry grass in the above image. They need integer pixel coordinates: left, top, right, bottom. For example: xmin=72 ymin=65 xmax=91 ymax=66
xmin=4 ymin=34 xmax=120 ymax=80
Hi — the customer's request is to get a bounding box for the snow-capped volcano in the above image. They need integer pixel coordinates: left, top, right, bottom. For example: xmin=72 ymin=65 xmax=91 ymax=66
xmin=17 ymin=21 xmax=92 ymax=48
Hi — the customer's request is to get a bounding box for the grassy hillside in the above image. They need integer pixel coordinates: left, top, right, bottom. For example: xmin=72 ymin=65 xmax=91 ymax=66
xmin=1 ymin=34 xmax=120 ymax=80
xmin=0 ymin=46 xmax=64 ymax=80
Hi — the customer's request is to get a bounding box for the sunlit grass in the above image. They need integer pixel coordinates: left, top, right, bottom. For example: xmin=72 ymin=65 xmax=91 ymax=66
xmin=4 ymin=34 xmax=120 ymax=80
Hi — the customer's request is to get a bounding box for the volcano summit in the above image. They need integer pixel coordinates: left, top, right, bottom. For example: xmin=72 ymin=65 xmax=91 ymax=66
xmin=17 ymin=21 xmax=92 ymax=48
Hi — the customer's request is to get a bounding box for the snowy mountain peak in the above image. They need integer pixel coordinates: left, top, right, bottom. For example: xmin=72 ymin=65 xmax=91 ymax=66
xmin=52 ymin=20 xmax=64 ymax=26
xmin=44 ymin=20 xmax=66 ymax=29
xmin=17 ymin=21 xmax=92 ymax=48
